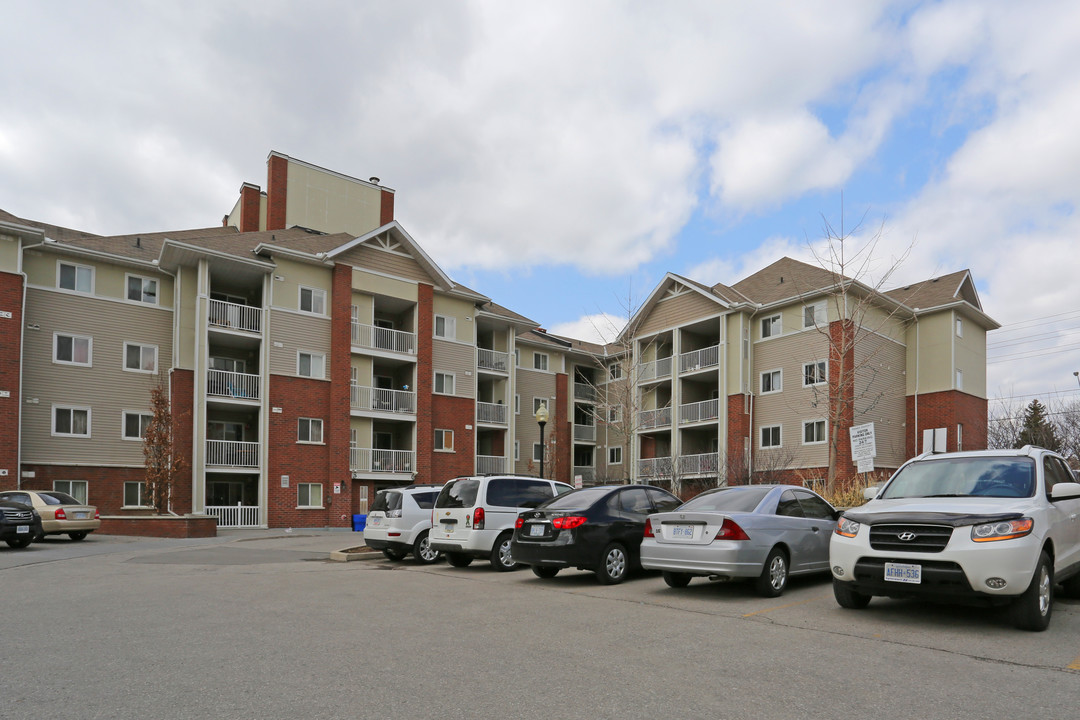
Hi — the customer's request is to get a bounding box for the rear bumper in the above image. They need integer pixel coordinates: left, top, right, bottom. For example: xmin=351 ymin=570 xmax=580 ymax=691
xmin=0 ymin=520 xmax=43 ymax=540
xmin=42 ymin=519 xmax=100 ymax=534
xmin=639 ymin=541 xmax=765 ymax=578
xmin=511 ymin=539 xmax=596 ymax=569
xmin=362 ymin=538 xmax=409 ymax=552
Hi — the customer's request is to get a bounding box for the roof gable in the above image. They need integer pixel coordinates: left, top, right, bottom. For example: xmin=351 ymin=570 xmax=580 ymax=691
xmin=327 ymin=221 xmax=455 ymax=291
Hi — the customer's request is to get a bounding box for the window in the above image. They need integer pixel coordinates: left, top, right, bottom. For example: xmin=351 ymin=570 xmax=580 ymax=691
xmin=434 ymin=372 xmax=455 ymax=395
xmin=533 ymin=397 xmax=548 ymax=415
xmin=124 ymin=342 xmax=158 ymax=373
xmin=124 ymin=481 xmax=148 ymax=507
xmin=609 ymin=363 xmax=623 ymax=380
xmin=803 ymin=361 xmax=827 ymax=386
xmin=608 ymin=406 xmax=623 ymax=423
xmin=760 ymin=425 xmax=782 ymax=448
xmin=514 ymin=348 xmax=520 ymax=366
xmin=435 ymin=429 xmax=454 ymax=451
xmin=794 ymin=490 xmax=835 ymax=520
xmin=514 ymin=441 xmax=520 ymax=461
xmin=803 ymin=419 xmax=826 ymax=445
xmin=803 ymin=302 xmax=825 ymax=329
xmin=533 ymin=443 xmax=544 ymax=462
xmin=533 ymin=352 xmax=549 ymax=371
xmin=126 ymin=274 xmax=158 ymax=304
xmin=761 ymin=314 xmax=781 ymax=338
xmin=955 ymin=368 xmax=963 ymax=391
xmin=776 ymin=490 xmax=805 ymax=517
xmin=434 ymin=315 xmax=456 ymax=339
xmin=298 ymin=483 xmax=323 ymax=508
xmin=123 ymin=411 xmax=152 ymax=440
xmin=957 ymin=423 xmax=963 ymax=451
xmin=955 ymin=317 xmax=963 ymax=338
xmin=760 ymin=369 xmax=782 ymax=394
xmin=54 ymin=333 xmax=92 ymax=366
xmin=298 ymin=418 xmax=323 ymax=443
xmin=54 ymin=480 xmax=88 ymax=504
xmin=53 ymin=406 xmax=90 ymax=437
xmin=58 ymin=261 xmax=93 ymax=293
xmin=515 ymin=395 xmax=521 ymax=414
xmin=609 ymin=446 xmax=623 ymax=465
xmin=299 ymin=286 xmax=326 ymax=315
xmin=298 ymin=352 xmax=325 ymax=379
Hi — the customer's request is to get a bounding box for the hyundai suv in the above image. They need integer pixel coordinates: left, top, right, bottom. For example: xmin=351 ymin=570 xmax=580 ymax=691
xmin=830 ymin=446 xmax=1080 ymax=630
xmin=363 ymin=485 xmax=443 ymax=564
xmin=429 ymin=475 xmax=574 ymax=571
xmin=1 ymin=498 xmax=44 ymax=549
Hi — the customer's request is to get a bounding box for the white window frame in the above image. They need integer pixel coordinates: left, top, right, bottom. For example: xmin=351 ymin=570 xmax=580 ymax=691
xmin=803 ymin=360 xmax=827 ymax=387
xmin=434 ymin=314 xmax=456 ymax=339
xmin=122 ymin=411 xmax=153 ymax=441
xmin=955 ymin=317 xmax=964 ymax=338
xmin=125 ymin=273 xmax=159 ymax=305
xmin=514 ymin=348 xmax=520 ymax=366
xmin=123 ymin=481 xmax=149 ymax=508
xmin=609 ymin=446 xmax=623 ymax=465
xmin=515 ymin=394 xmax=521 ymax=414
xmin=123 ymin=342 xmax=158 ymax=374
xmin=803 ymin=301 xmax=826 ymax=329
xmin=608 ymin=363 xmax=623 ymax=380
xmin=533 ymin=352 xmax=549 ymax=371
xmin=760 ymin=369 xmax=782 ymax=394
xmin=608 ymin=406 xmax=623 ymax=423
xmin=298 ymin=286 xmax=327 ymax=315
xmin=532 ymin=443 xmax=544 ymax=462
xmin=52 ymin=405 xmax=91 ymax=438
xmin=956 ymin=368 xmax=963 ymax=391
xmin=57 ymin=260 xmax=94 ymax=294
xmin=957 ymin=423 xmax=963 ymax=451
xmin=297 ymin=351 xmax=326 ymax=379
xmin=802 ymin=419 xmax=827 ymax=445
xmin=434 ymin=371 xmax=455 ymax=395
xmin=533 ymin=397 xmax=548 ymax=415
xmin=435 ymin=428 xmax=454 ymax=452
xmin=514 ymin=441 xmax=520 ymax=461
xmin=53 ymin=332 xmax=92 ymax=367
xmin=760 ymin=424 xmax=782 ymax=449
xmin=297 ymin=417 xmax=324 ymax=444
xmin=761 ymin=314 xmax=781 ymax=339
xmin=54 ymin=480 xmax=88 ymax=504
xmin=297 ymin=483 xmax=323 ymax=509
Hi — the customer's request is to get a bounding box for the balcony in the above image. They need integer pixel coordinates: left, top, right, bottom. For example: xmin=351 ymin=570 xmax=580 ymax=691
xmin=680 ymin=452 xmax=720 ymax=478
xmin=639 ymin=356 xmax=672 ymax=383
xmin=349 ymin=448 xmax=415 ymax=474
xmin=209 ymin=299 xmax=261 ymax=334
xmin=574 ymin=382 xmax=597 ymax=401
xmin=679 ymin=344 xmax=720 ymax=373
xmin=477 ymin=402 xmax=508 ymax=425
xmin=350 ymin=385 xmax=416 ymax=415
xmin=206 ymin=440 xmax=260 ymax=468
xmin=638 ymin=456 xmax=672 ymax=479
xmin=679 ymin=398 xmax=719 ymax=424
xmin=351 ymin=322 xmax=416 ymax=356
xmin=477 ymin=348 xmax=510 ymax=373
xmin=574 ymin=424 xmax=596 ymax=442
xmin=638 ymin=407 xmax=672 ymax=430
xmin=207 ymin=370 xmax=261 ymax=401
xmin=477 ymin=455 xmax=506 ymax=474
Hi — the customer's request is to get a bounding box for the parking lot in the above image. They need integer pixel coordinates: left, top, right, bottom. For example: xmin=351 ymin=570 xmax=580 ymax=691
xmin=3 ymin=531 xmax=1078 ymax=719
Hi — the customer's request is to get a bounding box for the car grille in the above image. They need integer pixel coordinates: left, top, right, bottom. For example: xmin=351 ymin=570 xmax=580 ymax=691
xmin=868 ymin=524 xmax=953 ymax=553
xmin=1 ymin=508 xmax=34 ymax=523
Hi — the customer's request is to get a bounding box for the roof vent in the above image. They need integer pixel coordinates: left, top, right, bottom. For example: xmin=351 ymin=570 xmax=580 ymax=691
xmin=369 ymin=176 xmax=380 ymax=185
xmin=779 ymin=276 xmax=784 ymax=283
xmin=135 ymin=237 xmax=141 ymax=248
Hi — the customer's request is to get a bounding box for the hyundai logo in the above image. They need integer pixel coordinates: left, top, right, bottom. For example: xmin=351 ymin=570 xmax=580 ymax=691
xmin=897 ymin=531 xmax=917 ymax=542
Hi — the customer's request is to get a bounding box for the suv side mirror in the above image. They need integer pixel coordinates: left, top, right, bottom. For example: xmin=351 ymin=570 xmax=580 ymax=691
xmin=1050 ymin=482 xmax=1080 ymax=501
xmin=862 ymin=486 xmax=880 ymax=500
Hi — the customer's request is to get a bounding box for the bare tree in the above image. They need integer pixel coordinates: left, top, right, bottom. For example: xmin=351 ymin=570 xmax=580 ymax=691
xmin=987 ymin=397 xmax=1027 ymax=449
xmin=143 ymin=378 xmax=185 ymax=513
xmin=1053 ymin=398 xmax=1080 ymax=467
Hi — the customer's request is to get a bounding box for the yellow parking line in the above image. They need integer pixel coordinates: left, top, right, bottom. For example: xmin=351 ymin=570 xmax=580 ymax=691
xmin=742 ymin=597 xmax=817 ymax=617
xmin=1068 ymin=654 xmax=1080 ymax=671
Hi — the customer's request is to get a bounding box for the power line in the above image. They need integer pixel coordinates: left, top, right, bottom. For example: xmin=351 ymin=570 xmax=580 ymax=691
xmin=988 ymin=325 xmax=1080 ymax=349
xmin=992 ymin=308 xmax=1080 ymax=334
xmin=987 ymin=341 xmax=1080 ymax=363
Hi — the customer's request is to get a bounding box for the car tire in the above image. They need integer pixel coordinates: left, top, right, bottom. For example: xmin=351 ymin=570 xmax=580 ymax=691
xmin=69 ymin=531 xmax=88 ymax=541
xmin=833 ymin=579 xmax=872 ymax=609
xmin=1011 ymin=551 xmax=1053 ymax=632
xmin=382 ymin=548 xmax=408 ymax=561
xmin=755 ymin=547 xmax=789 ymax=597
xmin=532 ymin=566 xmax=559 ymax=579
xmin=446 ymin=552 xmax=474 ymax=568
xmin=412 ymin=531 xmax=440 ymax=564
xmin=596 ymin=543 xmax=629 ymax=585
xmin=5 ymin=537 xmax=33 ymax=549
xmin=662 ymin=571 xmax=692 ymax=588
xmin=490 ymin=533 xmax=519 ymax=572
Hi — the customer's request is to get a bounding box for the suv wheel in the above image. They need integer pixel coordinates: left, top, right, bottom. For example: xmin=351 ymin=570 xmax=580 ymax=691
xmin=1011 ymin=551 xmax=1053 ymax=631
xmin=833 ymin=579 xmax=872 ymax=609
xmin=597 ymin=543 xmax=628 ymax=585
xmin=490 ymin=533 xmax=519 ymax=572
xmin=532 ymin=566 xmax=559 ymax=579
xmin=446 ymin=552 xmax=474 ymax=568
xmin=382 ymin=548 xmax=408 ymax=562
xmin=412 ymin=531 xmax=440 ymax=564
xmin=69 ymin=532 xmax=88 ymax=541
xmin=5 ymin=537 xmax=33 ymax=549
xmin=755 ymin=547 xmax=789 ymax=597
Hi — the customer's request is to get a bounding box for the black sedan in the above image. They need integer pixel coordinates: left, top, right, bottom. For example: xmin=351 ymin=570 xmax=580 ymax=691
xmin=511 ymin=484 xmax=681 ymax=584
xmin=0 ymin=498 xmax=43 ymax=549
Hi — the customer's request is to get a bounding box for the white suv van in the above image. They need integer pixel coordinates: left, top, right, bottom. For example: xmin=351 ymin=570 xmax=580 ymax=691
xmin=363 ymin=485 xmax=443 ymax=564
xmin=830 ymin=446 xmax=1080 ymax=630
xmin=429 ymin=475 xmax=574 ymax=571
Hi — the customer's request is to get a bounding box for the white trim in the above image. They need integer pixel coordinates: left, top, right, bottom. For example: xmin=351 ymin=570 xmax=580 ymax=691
xmin=122 ymin=341 xmax=159 ymax=374
xmin=297 ymin=482 xmax=324 ymax=509
xmin=608 ymin=446 xmax=623 ymax=465
xmin=434 ymin=314 xmax=457 ymax=340
xmin=297 ymin=417 xmax=324 ymax=444
xmin=124 ymin=272 xmax=160 ymax=306
xmin=759 ymin=368 xmax=782 ymax=394
xmin=297 ymin=350 xmax=326 ymax=379
xmin=434 ymin=428 xmax=454 ymax=452
xmin=27 ymin=283 xmax=175 ymax=311
xmin=533 ymin=352 xmax=549 ymax=371
xmin=434 ymin=371 xmax=456 ymax=395
xmin=802 ymin=301 xmax=826 ymax=329
xmin=123 ymin=480 xmax=150 ymax=508
xmin=121 ymin=410 xmax=153 ymax=441
xmin=52 ymin=332 xmax=93 ymax=367
xmin=298 ymin=285 xmax=328 ymax=316
xmin=51 ymin=404 xmax=92 ymax=438
xmin=760 ymin=313 xmax=782 ymax=339
xmin=56 ymin=259 xmax=94 ymax=295
xmin=532 ymin=442 xmax=544 ymax=462
xmin=759 ymin=424 xmax=782 ymax=449
xmin=802 ymin=360 xmax=827 ymax=387
xmin=801 ymin=419 xmax=827 ymax=445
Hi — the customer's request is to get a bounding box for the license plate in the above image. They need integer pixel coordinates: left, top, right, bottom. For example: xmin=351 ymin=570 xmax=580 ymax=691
xmin=74 ymin=512 xmax=88 ymax=519
xmin=529 ymin=523 xmax=544 ymax=537
xmin=884 ymin=562 xmax=921 ymax=584
xmin=16 ymin=525 xmax=29 ymax=534
xmin=368 ymin=517 xmax=380 ymax=526
xmin=441 ymin=522 xmax=455 ymax=533
xmin=670 ymin=524 xmax=695 ymax=539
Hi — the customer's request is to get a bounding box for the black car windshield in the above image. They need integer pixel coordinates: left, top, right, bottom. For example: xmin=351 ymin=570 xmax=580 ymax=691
xmin=881 ymin=457 xmax=1036 ymax=499
xmin=370 ymin=491 xmax=402 ymax=513
xmin=436 ymin=479 xmax=480 ymax=508
xmin=679 ymin=487 xmax=771 ymax=513
xmin=539 ymin=486 xmax=612 ymax=511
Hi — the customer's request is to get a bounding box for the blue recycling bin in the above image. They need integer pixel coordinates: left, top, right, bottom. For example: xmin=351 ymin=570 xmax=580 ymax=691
xmin=352 ymin=514 xmax=367 ymax=531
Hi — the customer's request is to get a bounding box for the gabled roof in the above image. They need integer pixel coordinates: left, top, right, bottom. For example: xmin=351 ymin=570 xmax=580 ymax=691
xmin=884 ymin=269 xmax=981 ymax=311
xmin=326 ymin=220 xmax=465 ymax=296
xmin=730 ymin=256 xmax=840 ymax=305
xmin=477 ymin=301 xmax=538 ymax=328
xmin=625 ymin=272 xmax=734 ymax=339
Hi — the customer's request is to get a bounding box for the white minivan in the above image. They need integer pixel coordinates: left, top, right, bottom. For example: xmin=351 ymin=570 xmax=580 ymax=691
xmin=429 ymin=475 xmax=574 ymax=571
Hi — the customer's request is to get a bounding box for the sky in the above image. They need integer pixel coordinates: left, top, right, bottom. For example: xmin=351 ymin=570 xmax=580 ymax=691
xmin=3 ymin=0 xmax=1080 ymax=411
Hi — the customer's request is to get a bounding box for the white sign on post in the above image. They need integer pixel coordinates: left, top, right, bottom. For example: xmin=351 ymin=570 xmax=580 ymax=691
xmin=857 ymin=458 xmax=875 ymax=474
xmin=849 ymin=423 xmax=876 ymax=463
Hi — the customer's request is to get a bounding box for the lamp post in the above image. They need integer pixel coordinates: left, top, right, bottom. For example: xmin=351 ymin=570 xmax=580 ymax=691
xmin=535 ymin=402 xmax=549 ymax=479
xmin=1074 ymin=371 xmax=1080 ymax=390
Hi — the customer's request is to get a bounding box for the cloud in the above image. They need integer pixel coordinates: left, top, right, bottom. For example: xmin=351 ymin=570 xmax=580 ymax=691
xmin=548 ymin=313 xmax=627 ymax=346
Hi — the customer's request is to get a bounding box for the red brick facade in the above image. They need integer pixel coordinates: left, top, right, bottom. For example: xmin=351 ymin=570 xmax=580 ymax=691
xmin=416 ymin=283 xmax=434 ymax=483
xmin=267 ymin=375 xmax=334 ymax=528
xmin=380 ymin=189 xmax=395 ymax=226
xmin=0 ymin=270 xmax=23 ymax=491
xmin=906 ymin=390 xmax=988 ymax=456
xmin=431 ymin=395 xmax=476 ymax=482
xmin=99 ymin=515 xmax=217 ymax=538
xmin=554 ymin=372 xmax=571 ymax=484
xmin=267 ymin=154 xmax=288 ymax=231
xmin=828 ymin=320 xmax=856 ymax=472
xmin=329 ymin=264 xmax=354 ymax=525
xmin=239 ymin=183 xmax=261 ymax=233
xmin=726 ymin=394 xmax=750 ymax=480
xmin=169 ymin=368 xmax=194 ymax=513
xmin=19 ymin=465 xmax=147 ymax=515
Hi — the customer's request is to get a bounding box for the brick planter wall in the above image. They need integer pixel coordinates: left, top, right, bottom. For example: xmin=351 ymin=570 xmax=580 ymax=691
xmin=99 ymin=515 xmax=217 ymax=538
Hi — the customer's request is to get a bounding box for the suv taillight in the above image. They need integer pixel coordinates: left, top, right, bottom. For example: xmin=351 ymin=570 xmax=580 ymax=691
xmin=474 ymin=506 xmax=485 ymax=530
xmin=55 ymin=508 xmax=67 ymax=520
xmin=643 ymin=518 xmax=654 ymax=538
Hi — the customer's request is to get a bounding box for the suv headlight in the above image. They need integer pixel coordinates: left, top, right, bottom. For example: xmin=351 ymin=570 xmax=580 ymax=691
xmin=971 ymin=518 xmax=1033 ymax=542
xmin=834 ymin=517 xmax=861 ymax=538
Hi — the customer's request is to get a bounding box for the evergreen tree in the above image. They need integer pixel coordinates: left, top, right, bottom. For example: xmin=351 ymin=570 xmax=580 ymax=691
xmin=1014 ymin=399 xmax=1061 ymax=452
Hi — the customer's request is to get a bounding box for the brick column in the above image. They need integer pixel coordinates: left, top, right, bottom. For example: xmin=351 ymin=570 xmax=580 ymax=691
xmin=239 ymin=183 xmax=262 ymax=232
xmin=267 ymin=154 xmax=288 ymax=231
xmin=829 ymin=320 xmax=856 ymax=473
xmin=169 ymin=369 xmax=194 ymax=512
xmin=0 ymin=270 xmax=23 ymax=491
xmin=329 ymin=264 xmax=353 ymax=527
xmin=555 ymin=373 xmax=571 ymax=485
xmin=380 ymin=189 xmax=395 ymax=226
xmin=416 ymin=284 xmax=434 ymax=483
xmin=726 ymin=394 xmax=750 ymax=482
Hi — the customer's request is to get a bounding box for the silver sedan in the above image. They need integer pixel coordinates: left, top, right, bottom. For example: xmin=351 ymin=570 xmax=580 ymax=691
xmin=640 ymin=484 xmax=839 ymax=597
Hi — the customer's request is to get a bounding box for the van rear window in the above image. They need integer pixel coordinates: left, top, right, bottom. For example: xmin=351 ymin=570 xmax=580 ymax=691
xmin=436 ymin=479 xmax=480 ymax=508
xmin=371 ymin=491 xmax=402 ymax=514
xmin=486 ymin=479 xmax=554 ymax=508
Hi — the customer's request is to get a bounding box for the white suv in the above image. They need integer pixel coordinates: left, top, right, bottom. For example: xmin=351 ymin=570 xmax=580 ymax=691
xmin=830 ymin=446 xmax=1080 ymax=630
xmin=363 ymin=485 xmax=443 ymax=564
xmin=429 ymin=475 xmax=574 ymax=571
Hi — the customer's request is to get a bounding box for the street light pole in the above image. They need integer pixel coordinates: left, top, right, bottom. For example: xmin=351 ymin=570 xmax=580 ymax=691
xmin=535 ymin=403 xmax=549 ymax=479
xmin=1074 ymin=371 xmax=1080 ymax=390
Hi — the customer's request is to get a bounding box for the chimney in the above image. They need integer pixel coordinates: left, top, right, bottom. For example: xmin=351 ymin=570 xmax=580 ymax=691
xmin=239 ymin=183 xmax=262 ymax=233
xmin=380 ymin=187 xmax=395 ymax=226
xmin=267 ymin=152 xmax=289 ymax=231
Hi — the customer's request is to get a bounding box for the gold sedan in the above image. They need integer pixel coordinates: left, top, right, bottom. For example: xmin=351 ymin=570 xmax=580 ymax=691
xmin=0 ymin=490 xmax=100 ymax=541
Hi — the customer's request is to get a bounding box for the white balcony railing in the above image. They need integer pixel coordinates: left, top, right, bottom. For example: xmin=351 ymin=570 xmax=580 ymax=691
xmin=574 ymin=424 xmax=596 ymax=442
xmin=209 ymin=299 xmax=261 ymax=334
xmin=679 ymin=344 xmax=720 ymax=373
xmin=350 ymin=385 xmax=416 ymax=414
xmin=206 ymin=440 xmax=260 ymax=467
xmin=638 ymin=407 xmax=672 ymax=430
xmin=349 ymin=448 xmax=415 ymax=474
xmin=351 ymin=322 xmax=416 ymax=355
xmin=680 ymin=452 xmax=721 ymax=478
xmin=207 ymin=370 xmax=261 ymax=401
xmin=205 ymin=505 xmax=260 ymax=528
xmin=574 ymin=382 xmax=597 ymax=401
xmin=638 ymin=457 xmax=672 ymax=479
xmin=477 ymin=348 xmax=510 ymax=372
xmin=638 ymin=356 xmax=672 ymax=383
xmin=476 ymin=455 xmax=506 ymax=474
xmin=679 ymin=398 xmax=720 ymax=424
xmin=477 ymin=402 xmax=508 ymax=425
xmin=573 ymin=466 xmax=595 ymax=484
